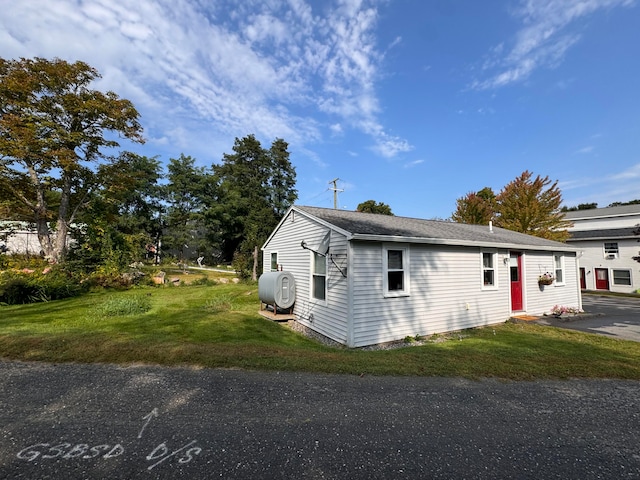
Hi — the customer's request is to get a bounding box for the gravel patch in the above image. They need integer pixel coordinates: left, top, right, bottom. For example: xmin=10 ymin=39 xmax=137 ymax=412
xmin=285 ymin=320 xmax=466 ymax=350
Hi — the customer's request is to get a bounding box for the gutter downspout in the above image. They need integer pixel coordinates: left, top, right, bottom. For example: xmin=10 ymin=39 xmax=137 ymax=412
xmin=346 ymin=240 xmax=355 ymax=347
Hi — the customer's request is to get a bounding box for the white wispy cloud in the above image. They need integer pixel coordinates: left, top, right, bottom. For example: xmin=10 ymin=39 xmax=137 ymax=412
xmin=574 ymin=145 xmax=595 ymax=154
xmin=610 ymin=162 xmax=640 ymax=180
xmin=472 ymin=0 xmax=635 ymax=90
xmin=561 ymin=162 xmax=640 ymax=206
xmin=404 ymin=159 xmax=425 ymax=168
xmin=0 ymin=0 xmax=410 ymax=161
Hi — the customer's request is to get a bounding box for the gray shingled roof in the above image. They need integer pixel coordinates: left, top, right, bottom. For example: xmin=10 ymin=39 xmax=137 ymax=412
xmin=296 ymin=206 xmax=574 ymax=250
xmin=567 ymin=227 xmax=639 ymax=241
xmin=563 ymin=204 xmax=640 ymax=220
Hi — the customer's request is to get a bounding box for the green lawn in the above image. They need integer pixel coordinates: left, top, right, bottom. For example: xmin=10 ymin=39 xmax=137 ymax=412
xmin=2 ymin=282 xmax=640 ymax=380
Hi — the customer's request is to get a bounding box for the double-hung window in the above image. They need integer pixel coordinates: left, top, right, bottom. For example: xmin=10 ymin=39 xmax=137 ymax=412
xmin=311 ymin=252 xmax=327 ymax=301
xmin=481 ymin=251 xmax=497 ymax=288
xmin=554 ymin=254 xmax=565 ymax=285
xmin=383 ymin=245 xmax=410 ymax=297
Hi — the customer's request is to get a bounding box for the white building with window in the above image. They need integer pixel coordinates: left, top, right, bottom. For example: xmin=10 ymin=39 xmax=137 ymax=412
xmin=0 ymin=222 xmax=42 ymax=255
xmin=262 ymin=206 xmax=581 ymax=347
xmin=564 ymin=205 xmax=640 ymax=293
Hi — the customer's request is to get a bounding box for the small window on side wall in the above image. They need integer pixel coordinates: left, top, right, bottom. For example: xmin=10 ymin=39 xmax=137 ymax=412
xmin=311 ymin=251 xmax=326 ymax=301
xmin=383 ymin=245 xmax=410 ymax=297
xmin=482 ymin=251 xmax=497 ymax=288
xmin=270 ymin=252 xmax=278 ymax=271
xmin=554 ymin=253 xmax=565 ymax=285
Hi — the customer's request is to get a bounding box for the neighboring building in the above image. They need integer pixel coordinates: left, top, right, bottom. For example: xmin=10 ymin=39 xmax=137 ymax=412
xmin=261 ymin=206 xmax=582 ymax=348
xmin=564 ymin=205 xmax=640 ymax=293
xmin=0 ymin=222 xmax=42 ymax=255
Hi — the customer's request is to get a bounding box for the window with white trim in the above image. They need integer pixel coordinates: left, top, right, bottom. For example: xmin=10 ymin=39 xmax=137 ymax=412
xmin=270 ymin=252 xmax=278 ymax=271
xmin=383 ymin=245 xmax=410 ymax=297
xmin=554 ymin=253 xmax=565 ymax=285
xmin=612 ymin=269 xmax=632 ymax=286
xmin=311 ymin=251 xmax=326 ymax=301
xmin=481 ymin=251 xmax=497 ymax=288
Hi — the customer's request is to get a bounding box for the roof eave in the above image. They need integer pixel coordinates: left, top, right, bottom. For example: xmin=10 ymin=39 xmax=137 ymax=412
xmin=567 ymin=235 xmax=638 ymax=242
xmin=261 ymin=206 xmax=354 ymax=251
xmin=351 ymin=234 xmax=578 ymax=252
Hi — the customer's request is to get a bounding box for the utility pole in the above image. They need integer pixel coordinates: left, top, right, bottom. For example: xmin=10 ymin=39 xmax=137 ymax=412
xmin=328 ymin=178 xmax=344 ymax=209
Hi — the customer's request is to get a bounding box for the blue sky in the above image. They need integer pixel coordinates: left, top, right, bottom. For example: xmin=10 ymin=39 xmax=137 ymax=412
xmin=1 ymin=0 xmax=638 ymax=219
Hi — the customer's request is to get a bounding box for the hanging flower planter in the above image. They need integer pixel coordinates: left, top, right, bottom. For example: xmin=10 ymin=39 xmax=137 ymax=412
xmin=538 ymin=273 xmax=555 ymax=286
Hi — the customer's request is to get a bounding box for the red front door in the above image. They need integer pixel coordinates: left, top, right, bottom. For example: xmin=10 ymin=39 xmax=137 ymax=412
xmin=580 ymin=268 xmax=587 ymax=289
xmin=510 ymin=252 xmax=523 ymax=311
xmin=595 ymin=268 xmax=609 ymax=290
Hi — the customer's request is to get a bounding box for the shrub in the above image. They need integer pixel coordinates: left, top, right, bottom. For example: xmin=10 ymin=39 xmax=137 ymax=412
xmin=232 ymin=251 xmax=252 ymax=280
xmin=82 ymin=264 xmax=150 ymax=290
xmin=0 ymin=267 xmax=85 ymax=305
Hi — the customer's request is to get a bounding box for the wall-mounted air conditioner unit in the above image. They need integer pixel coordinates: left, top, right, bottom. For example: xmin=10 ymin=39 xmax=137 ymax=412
xmin=606 ymin=253 xmax=617 ymax=259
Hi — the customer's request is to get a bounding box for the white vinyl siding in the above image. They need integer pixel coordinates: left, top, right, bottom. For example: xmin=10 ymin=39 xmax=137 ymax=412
xmin=262 ymin=210 xmax=349 ymax=344
xmin=349 ymin=245 xmax=582 ymax=347
xmin=524 ymin=252 xmax=580 ymax=315
xmin=351 ymin=244 xmax=510 ymax=347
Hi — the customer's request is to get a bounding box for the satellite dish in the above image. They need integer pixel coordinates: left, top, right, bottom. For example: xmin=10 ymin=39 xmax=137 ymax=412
xmin=317 ymin=230 xmax=331 ymax=255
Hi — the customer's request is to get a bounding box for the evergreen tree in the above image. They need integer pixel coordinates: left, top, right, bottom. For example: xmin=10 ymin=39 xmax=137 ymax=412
xmin=163 ymin=154 xmax=208 ymax=261
xmin=210 ymin=135 xmax=297 ymax=277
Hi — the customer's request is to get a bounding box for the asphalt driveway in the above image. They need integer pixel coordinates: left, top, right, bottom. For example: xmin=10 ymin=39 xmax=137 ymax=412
xmin=1 ymin=361 xmax=640 ymax=479
xmin=537 ymin=293 xmax=640 ymax=342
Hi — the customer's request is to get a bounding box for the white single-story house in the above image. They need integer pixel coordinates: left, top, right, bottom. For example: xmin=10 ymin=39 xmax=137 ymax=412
xmin=261 ymin=206 xmax=582 ymax=348
xmin=564 ymin=205 xmax=640 ymax=293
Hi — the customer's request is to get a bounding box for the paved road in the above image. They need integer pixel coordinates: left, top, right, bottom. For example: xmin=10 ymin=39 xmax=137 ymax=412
xmin=1 ymin=360 xmax=639 ymax=479
xmin=539 ymin=294 xmax=640 ymax=342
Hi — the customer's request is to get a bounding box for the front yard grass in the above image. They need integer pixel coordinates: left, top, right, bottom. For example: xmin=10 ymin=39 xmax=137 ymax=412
xmin=1 ymin=282 xmax=640 ymax=380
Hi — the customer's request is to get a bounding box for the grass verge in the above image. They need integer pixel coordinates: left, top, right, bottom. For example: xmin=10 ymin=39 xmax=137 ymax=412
xmin=1 ymin=283 xmax=640 ymax=379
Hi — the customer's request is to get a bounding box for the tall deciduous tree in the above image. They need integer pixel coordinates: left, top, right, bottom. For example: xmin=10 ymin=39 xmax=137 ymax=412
xmin=451 ymin=187 xmax=495 ymax=224
xmin=0 ymin=57 xmax=143 ymax=262
xmin=452 ymin=172 xmax=571 ymax=241
xmin=67 ymin=152 xmax=163 ymax=271
xmin=356 ymin=200 xmax=394 ymax=215
xmin=210 ymin=134 xmax=297 ymax=277
xmin=495 ymin=171 xmax=571 ymax=241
